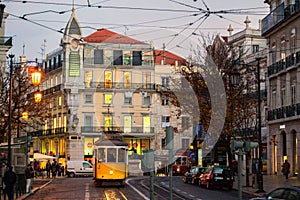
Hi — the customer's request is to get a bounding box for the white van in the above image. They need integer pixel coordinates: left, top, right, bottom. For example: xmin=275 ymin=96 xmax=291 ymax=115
xmin=66 ymin=161 xmax=93 ymax=177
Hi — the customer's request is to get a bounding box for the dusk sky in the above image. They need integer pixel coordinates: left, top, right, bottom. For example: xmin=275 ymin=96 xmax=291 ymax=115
xmin=4 ymin=0 xmax=269 ymax=61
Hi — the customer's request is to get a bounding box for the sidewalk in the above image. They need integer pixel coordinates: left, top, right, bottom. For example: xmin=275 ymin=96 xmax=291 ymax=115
xmin=233 ymin=174 xmax=300 ymax=197
xmin=16 ymin=177 xmax=55 ymax=200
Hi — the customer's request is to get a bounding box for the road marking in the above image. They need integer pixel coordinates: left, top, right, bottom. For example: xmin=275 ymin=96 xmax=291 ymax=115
xmin=85 ymin=183 xmax=90 ymax=200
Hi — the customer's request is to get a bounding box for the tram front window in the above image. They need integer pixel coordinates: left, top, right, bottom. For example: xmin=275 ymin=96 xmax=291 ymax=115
xmin=107 ymin=148 xmax=116 ymax=162
xmin=98 ymin=148 xmax=106 ymax=162
xmin=118 ymin=148 xmax=125 ymax=162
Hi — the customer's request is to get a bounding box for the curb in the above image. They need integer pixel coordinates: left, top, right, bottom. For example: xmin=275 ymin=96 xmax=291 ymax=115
xmin=17 ymin=180 xmax=53 ymax=200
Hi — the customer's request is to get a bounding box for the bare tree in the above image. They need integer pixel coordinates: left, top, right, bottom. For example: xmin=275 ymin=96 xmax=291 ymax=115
xmin=0 ymin=61 xmax=51 ymax=142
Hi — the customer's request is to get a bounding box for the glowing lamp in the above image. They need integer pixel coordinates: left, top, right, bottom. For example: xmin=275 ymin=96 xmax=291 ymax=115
xmin=34 ymin=90 xmax=43 ymax=103
xmin=22 ymin=112 xmax=29 ymax=120
xmin=31 ymin=70 xmax=42 ymax=86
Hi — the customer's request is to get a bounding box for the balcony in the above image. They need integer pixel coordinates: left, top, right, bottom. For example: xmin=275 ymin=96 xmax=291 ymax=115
xmin=28 ymin=127 xmax=68 ymax=137
xmin=267 ymin=49 xmax=300 ymax=77
xmin=262 ymin=2 xmax=300 ymax=35
xmin=85 ymin=81 xmax=156 ymax=91
xmin=267 ymin=103 xmax=300 ymax=121
xmin=43 ymin=84 xmax=62 ymax=95
xmin=81 ymin=126 xmax=155 ymax=134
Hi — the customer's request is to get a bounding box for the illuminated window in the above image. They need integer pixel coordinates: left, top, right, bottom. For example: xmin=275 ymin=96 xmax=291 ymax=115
xmin=124 ymin=115 xmax=132 ymax=133
xmin=124 ymin=72 xmax=131 ymax=89
xmin=104 ymin=115 xmax=113 ymax=131
xmin=58 ymin=96 xmax=62 ymax=106
xmin=143 ymin=116 xmax=151 ymax=133
xmin=104 ymin=94 xmax=112 ymax=105
xmin=85 ymin=71 xmax=92 ymax=88
xmin=105 ymin=71 xmax=112 ymax=88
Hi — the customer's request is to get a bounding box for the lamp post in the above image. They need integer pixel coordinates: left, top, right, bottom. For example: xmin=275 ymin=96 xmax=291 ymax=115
xmin=7 ymin=54 xmax=14 ymax=166
xmin=256 ymin=57 xmax=265 ymax=193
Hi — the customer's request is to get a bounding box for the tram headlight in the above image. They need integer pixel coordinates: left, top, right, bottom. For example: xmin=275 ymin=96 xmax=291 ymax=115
xmin=176 ymin=167 xmax=180 ymax=172
xmin=109 ymin=170 xmax=114 ymax=175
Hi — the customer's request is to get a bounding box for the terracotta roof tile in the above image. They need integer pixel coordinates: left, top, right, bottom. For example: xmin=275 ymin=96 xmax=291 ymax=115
xmin=154 ymin=50 xmax=186 ymax=66
xmin=84 ymin=28 xmax=146 ymax=44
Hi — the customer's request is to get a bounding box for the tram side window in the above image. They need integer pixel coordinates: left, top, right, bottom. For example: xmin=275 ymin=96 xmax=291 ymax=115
xmin=107 ymin=148 xmax=116 ymax=162
xmin=118 ymin=148 xmax=125 ymax=162
xmin=98 ymin=148 xmax=106 ymax=162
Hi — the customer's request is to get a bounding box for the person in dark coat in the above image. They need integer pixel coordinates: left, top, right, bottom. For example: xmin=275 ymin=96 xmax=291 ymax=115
xmin=3 ymin=165 xmax=17 ymax=200
xmin=282 ymin=160 xmax=291 ymax=181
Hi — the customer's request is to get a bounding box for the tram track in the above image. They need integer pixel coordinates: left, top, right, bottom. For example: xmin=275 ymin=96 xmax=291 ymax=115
xmin=139 ymin=178 xmax=186 ymax=200
xmin=103 ymin=188 xmax=128 ymax=200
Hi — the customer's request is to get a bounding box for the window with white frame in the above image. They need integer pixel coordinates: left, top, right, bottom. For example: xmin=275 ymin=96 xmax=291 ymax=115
xmin=162 ymin=96 xmax=169 ymax=105
xmin=252 ymin=45 xmax=259 ymax=53
xmin=124 ymin=92 xmax=132 ymax=105
xmin=94 ymin=49 xmax=104 ymax=64
xmin=162 ymin=77 xmax=170 ymax=89
xmin=85 ymin=94 xmax=93 ymax=104
xmin=181 ymin=116 xmax=189 ymax=130
xmin=181 ymin=138 xmax=190 ymax=149
xmin=142 ymin=95 xmax=151 ymax=106
xmin=84 ymin=114 xmax=93 ymax=132
xmin=113 ymin=50 xmax=123 ymax=65
xmin=162 ymin=116 xmax=170 ymax=127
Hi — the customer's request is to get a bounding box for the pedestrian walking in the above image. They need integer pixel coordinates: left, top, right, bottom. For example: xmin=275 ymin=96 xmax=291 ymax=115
xmin=33 ymin=159 xmax=40 ymax=178
xmin=281 ymin=159 xmax=290 ymax=181
xmin=3 ymin=165 xmax=17 ymax=200
xmin=25 ymin=163 xmax=34 ymax=193
xmin=46 ymin=160 xmax=51 ymax=178
xmin=51 ymin=160 xmax=57 ymax=178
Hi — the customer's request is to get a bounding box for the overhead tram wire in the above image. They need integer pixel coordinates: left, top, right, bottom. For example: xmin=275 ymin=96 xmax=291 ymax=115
xmin=9 ymin=0 xmax=199 ymax=13
xmin=168 ymin=0 xmax=206 ymax=12
xmin=165 ymin=13 xmax=209 ymax=49
xmin=168 ymin=13 xmax=210 ymax=51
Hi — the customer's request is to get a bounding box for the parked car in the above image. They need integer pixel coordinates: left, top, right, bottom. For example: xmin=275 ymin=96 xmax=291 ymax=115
xmin=183 ymin=166 xmax=206 ymax=185
xmin=250 ymin=186 xmax=300 ymax=200
xmin=199 ymin=165 xmax=234 ymax=190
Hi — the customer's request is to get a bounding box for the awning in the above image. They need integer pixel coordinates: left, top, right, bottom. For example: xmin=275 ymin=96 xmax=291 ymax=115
xmin=33 ymin=153 xmax=55 ymax=161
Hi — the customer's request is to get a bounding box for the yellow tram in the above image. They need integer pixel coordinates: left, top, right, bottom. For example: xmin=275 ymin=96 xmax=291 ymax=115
xmin=93 ymin=135 xmax=128 ymax=186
